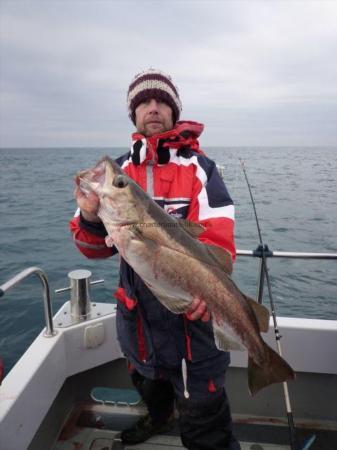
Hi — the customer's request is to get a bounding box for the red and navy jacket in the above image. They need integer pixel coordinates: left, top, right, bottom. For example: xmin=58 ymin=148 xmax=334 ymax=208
xmin=70 ymin=121 xmax=236 ymax=380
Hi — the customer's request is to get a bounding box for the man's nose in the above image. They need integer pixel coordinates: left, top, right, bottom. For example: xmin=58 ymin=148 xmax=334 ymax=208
xmin=147 ymin=99 xmax=160 ymax=113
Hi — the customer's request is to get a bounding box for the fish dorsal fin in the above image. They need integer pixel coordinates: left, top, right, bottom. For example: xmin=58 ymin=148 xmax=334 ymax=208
xmin=178 ymin=219 xmax=205 ymax=238
xmin=178 ymin=219 xmax=233 ymax=274
xmin=244 ymin=295 xmax=270 ymax=333
xmin=204 ymin=244 xmax=233 ymax=274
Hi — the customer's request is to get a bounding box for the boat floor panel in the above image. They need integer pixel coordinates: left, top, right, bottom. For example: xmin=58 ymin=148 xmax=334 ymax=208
xmin=54 ymin=426 xmax=291 ymax=450
xmin=52 ymin=403 xmax=337 ymax=450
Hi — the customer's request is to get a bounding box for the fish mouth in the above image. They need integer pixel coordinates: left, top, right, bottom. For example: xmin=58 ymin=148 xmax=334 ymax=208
xmin=78 ymin=167 xmax=106 ymax=193
xmin=78 ymin=177 xmax=94 ymax=193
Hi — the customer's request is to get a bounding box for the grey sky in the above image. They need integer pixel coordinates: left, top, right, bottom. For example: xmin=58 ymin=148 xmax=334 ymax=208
xmin=1 ymin=0 xmax=337 ymax=147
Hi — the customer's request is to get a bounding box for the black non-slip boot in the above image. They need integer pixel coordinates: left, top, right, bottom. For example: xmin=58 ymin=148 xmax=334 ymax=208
xmin=120 ymin=413 xmax=175 ymax=445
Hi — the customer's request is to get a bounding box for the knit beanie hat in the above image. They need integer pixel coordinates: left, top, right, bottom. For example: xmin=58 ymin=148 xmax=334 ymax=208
xmin=127 ymin=69 xmax=182 ymax=124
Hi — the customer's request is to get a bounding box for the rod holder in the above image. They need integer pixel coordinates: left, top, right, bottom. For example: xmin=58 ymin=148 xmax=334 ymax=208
xmin=55 ymin=271 xmax=104 ymax=324
xmin=68 ymin=269 xmax=93 ymax=321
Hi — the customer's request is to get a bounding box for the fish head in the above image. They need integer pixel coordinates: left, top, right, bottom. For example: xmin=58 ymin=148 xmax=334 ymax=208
xmin=77 ymin=156 xmax=141 ymax=227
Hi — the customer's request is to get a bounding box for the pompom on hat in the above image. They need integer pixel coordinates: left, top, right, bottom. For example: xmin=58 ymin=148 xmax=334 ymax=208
xmin=127 ymin=69 xmax=182 ymax=124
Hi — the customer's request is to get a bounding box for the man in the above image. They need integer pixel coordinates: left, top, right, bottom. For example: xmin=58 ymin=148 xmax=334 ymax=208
xmin=70 ymin=69 xmax=240 ymax=449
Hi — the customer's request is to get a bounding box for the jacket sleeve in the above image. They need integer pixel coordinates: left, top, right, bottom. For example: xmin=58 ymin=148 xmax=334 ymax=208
xmin=187 ymin=156 xmax=236 ymax=261
xmin=69 ymin=209 xmax=116 ymax=259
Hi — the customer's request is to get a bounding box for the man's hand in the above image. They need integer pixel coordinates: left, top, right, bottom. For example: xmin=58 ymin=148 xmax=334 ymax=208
xmin=185 ymin=298 xmax=210 ymax=322
xmin=74 ymin=177 xmax=101 ymax=223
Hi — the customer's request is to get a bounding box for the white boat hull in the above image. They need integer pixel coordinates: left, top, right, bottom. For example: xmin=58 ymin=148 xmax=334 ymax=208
xmin=1 ymin=303 xmax=336 ymax=450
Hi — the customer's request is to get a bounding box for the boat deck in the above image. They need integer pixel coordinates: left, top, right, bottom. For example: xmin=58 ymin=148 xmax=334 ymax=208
xmin=2 ymin=310 xmax=336 ymax=450
xmin=51 ymin=400 xmax=336 ymax=450
xmin=54 ymin=428 xmax=291 ymax=450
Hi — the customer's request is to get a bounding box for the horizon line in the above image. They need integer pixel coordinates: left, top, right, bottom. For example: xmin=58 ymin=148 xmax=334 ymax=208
xmin=1 ymin=144 xmax=337 ymax=150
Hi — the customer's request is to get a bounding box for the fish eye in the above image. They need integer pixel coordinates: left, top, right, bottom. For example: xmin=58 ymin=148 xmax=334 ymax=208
xmin=113 ymin=174 xmax=128 ymax=188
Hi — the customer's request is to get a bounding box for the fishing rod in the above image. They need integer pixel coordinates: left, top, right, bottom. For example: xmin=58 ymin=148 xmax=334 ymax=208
xmin=238 ymin=158 xmax=316 ymax=450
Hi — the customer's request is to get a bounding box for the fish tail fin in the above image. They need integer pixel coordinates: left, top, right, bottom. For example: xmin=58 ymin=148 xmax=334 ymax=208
xmin=248 ymin=345 xmax=295 ymax=396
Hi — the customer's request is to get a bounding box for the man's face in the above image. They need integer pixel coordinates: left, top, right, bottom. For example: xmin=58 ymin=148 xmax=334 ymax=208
xmin=135 ymin=98 xmax=174 ymax=137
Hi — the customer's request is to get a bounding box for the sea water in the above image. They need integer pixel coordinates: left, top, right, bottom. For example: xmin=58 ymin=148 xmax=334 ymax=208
xmin=0 ymin=146 xmax=336 ymax=375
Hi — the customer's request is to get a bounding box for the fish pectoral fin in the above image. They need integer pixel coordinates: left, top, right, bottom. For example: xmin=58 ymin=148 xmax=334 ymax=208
xmin=144 ymin=283 xmax=191 ymax=314
xmin=155 ymin=293 xmax=190 ymax=314
xmin=204 ymin=244 xmax=233 ymax=274
xmin=178 ymin=219 xmax=205 ymax=238
xmin=244 ymin=295 xmax=270 ymax=333
xmin=213 ymin=319 xmax=245 ymax=352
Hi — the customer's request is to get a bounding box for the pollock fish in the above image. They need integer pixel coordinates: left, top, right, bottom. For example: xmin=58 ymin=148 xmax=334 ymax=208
xmin=77 ymin=156 xmax=295 ymax=395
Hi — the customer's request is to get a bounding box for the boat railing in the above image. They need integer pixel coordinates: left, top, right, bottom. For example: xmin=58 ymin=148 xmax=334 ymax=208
xmin=0 ymin=249 xmax=336 ymax=338
xmin=236 ymin=246 xmax=337 ymax=304
xmin=0 ymin=267 xmax=56 ymax=337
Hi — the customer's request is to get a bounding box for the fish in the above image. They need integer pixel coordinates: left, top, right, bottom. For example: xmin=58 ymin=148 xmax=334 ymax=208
xmin=77 ymin=156 xmax=295 ymax=395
